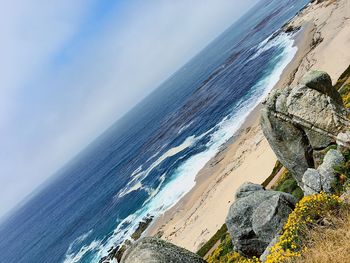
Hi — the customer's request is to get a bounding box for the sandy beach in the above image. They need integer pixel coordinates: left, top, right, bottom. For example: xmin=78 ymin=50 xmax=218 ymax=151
xmin=146 ymin=0 xmax=350 ymax=253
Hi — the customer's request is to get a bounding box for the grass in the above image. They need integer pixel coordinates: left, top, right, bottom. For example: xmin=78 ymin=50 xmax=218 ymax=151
xmin=206 ymin=233 xmax=258 ymax=263
xmin=290 ymin=206 xmax=350 ymax=263
xmin=196 ymin=224 xmax=228 ymax=258
xmin=335 ymin=64 xmax=350 ymax=108
xmin=262 ymin=161 xmax=283 ymax=188
xmin=272 ymin=169 xmax=304 ymax=201
xmin=265 ymin=193 xmax=344 ymax=263
xmin=334 ymin=64 xmax=350 ymax=90
xmin=340 ymin=80 xmax=350 ymax=108
xmin=205 ymin=193 xmax=345 ymax=263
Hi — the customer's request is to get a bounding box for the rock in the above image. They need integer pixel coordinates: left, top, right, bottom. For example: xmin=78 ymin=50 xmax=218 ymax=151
xmin=284 ymin=25 xmax=301 ymax=34
xmin=302 ymin=149 xmax=345 ymax=194
xmin=259 ymin=235 xmax=281 ymax=263
xmin=131 ymin=216 xmax=154 ymax=241
xmin=252 ymin=195 xmax=294 ymax=240
xmin=302 ymin=168 xmax=322 ymax=195
xmin=99 ymin=215 xmax=154 ymax=262
xmin=318 ymin=149 xmax=345 ymax=193
xmin=235 ymin=182 xmax=265 ymax=199
xmin=286 ymin=83 xmax=344 ymax=149
xmin=337 ymin=131 xmax=350 ymax=151
xmin=299 ymin=70 xmax=343 ymax=105
xmin=261 ymin=70 xmax=347 ymax=186
xmin=120 ymin=237 xmax=206 ymax=263
xmin=312 ymin=145 xmax=337 ymax=168
xmin=226 ymin=183 xmax=296 ymax=257
xmin=115 ymin=245 xmax=128 ymax=262
xmin=261 ymin=92 xmax=314 ymax=185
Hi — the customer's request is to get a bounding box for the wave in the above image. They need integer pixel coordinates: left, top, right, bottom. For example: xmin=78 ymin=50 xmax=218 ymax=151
xmin=62 ymin=31 xmax=298 ymax=263
xmin=248 ymin=31 xmax=296 ymax=63
xmin=116 ymin=132 xmax=210 ymax=199
xmin=177 ymin=121 xmax=194 ymax=135
xmin=63 ymin=239 xmax=101 ymax=263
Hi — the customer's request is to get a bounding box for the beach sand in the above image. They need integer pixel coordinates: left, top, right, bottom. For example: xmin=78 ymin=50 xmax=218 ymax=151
xmin=146 ymin=0 xmax=350 ymax=253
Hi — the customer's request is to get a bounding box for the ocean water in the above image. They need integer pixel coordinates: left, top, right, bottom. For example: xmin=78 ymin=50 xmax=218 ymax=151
xmin=0 ymin=0 xmax=310 ymax=262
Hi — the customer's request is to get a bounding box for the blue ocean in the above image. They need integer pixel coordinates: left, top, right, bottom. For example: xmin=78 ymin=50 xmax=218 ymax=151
xmin=0 ymin=0 xmax=310 ymax=262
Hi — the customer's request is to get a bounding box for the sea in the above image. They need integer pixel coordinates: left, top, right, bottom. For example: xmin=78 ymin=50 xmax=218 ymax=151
xmin=0 ymin=0 xmax=310 ymax=262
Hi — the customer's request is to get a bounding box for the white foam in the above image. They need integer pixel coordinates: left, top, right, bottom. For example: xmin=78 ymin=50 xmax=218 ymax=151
xmin=130 ymin=165 xmax=142 ymax=177
xmin=117 ymin=133 xmax=205 ymax=198
xmin=177 ymin=121 xmax=194 ymax=134
xmin=248 ymin=32 xmax=294 ymax=63
xmin=117 ymin=181 xmax=143 ymax=198
xmin=142 ymin=173 xmax=166 ymax=204
xmin=65 ymin=229 xmax=94 ymax=256
xmin=63 ymin=239 xmax=101 ymax=263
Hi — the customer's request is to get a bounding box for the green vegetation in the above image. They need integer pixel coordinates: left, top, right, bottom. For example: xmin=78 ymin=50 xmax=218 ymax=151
xmin=331 ymin=150 xmax=350 ymax=195
xmin=272 ymin=169 xmax=304 ymax=201
xmin=130 ymin=216 xmax=153 ymax=240
xmin=206 ymin=233 xmax=258 ymax=263
xmin=335 ymin=64 xmax=350 ymax=108
xmin=206 ymin=193 xmax=347 ymax=263
xmin=265 ymin=193 xmax=344 ymax=263
xmin=262 ymin=161 xmax=283 ymax=187
xmin=196 ymin=224 xmax=228 ymax=258
xmin=334 ymin=64 xmax=350 ymax=90
xmin=340 ymin=80 xmax=350 ymax=108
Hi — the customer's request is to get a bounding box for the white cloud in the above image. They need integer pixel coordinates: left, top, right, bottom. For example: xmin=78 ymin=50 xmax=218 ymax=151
xmin=0 ymin=0 xmax=257 ymax=218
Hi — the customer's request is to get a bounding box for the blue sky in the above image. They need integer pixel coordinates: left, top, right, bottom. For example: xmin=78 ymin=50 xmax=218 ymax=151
xmin=0 ymin=0 xmax=258 ymax=219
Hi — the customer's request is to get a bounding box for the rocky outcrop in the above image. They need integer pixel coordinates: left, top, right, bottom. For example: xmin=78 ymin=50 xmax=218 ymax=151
xmin=131 ymin=216 xmax=154 ymax=241
xmin=303 ymin=149 xmax=345 ymax=195
xmin=261 ymin=71 xmax=348 ymax=186
xmin=120 ymin=237 xmax=206 ymax=263
xmin=225 ymin=183 xmax=296 ymax=257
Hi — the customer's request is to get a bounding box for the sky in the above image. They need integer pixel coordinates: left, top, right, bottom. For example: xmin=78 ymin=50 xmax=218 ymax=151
xmin=0 ymin=0 xmax=258 ymax=219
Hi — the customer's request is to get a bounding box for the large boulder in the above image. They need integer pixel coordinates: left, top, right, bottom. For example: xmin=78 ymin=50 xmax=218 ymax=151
xmin=120 ymin=237 xmax=206 ymax=263
xmin=225 ymin=183 xmax=296 ymax=257
xmin=261 ymin=71 xmax=347 ymax=186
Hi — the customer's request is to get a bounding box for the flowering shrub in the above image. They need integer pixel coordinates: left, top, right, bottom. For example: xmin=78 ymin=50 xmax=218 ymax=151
xmin=206 ymin=193 xmax=343 ymax=263
xmin=265 ymin=192 xmax=343 ymax=263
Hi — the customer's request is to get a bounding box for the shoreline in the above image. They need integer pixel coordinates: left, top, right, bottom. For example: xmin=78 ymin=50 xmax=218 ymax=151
xmin=145 ymin=19 xmax=315 ymax=252
xmin=146 ymin=0 xmax=350 ymax=253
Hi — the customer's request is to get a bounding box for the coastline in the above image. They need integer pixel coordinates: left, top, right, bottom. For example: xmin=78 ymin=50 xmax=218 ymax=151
xmin=145 ymin=16 xmax=314 ymax=252
xmin=146 ymin=0 xmax=350 ymax=253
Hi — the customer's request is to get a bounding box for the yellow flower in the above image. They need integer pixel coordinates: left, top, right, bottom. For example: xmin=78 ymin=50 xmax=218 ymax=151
xmin=265 ymin=192 xmax=343 ymax=263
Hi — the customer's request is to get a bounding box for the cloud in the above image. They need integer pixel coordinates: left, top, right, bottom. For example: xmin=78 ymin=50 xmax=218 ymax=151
xmin=0 ymin=0 xmax=258 ymax=218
